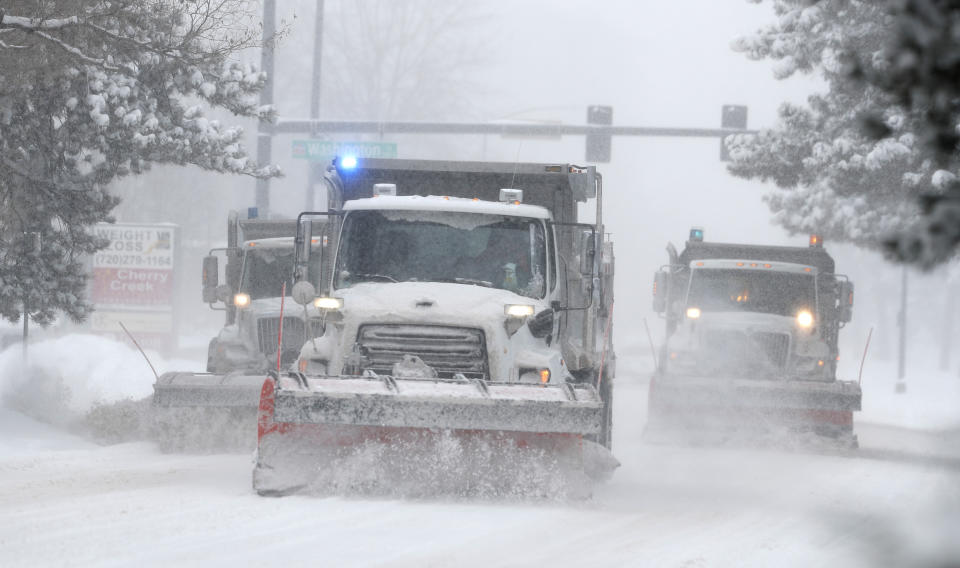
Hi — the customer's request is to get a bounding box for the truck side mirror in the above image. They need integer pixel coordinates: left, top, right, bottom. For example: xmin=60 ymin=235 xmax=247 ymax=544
xmin=839 ymin=281 xmax=854 ymax=323
xmin=579 ymin=231 xmax=595 ymax=276
xmin=296 ymin=218 xmax=313 ymax=282
xmin=527 ymin=308 xmax=555 ymax=338
xmin=653 ymin=271 xmax=669 ymax=313
xmin=292 ymin=280 xmax=316 ymax=306
xmin=202 ymin=255 xmax=219 ymax=304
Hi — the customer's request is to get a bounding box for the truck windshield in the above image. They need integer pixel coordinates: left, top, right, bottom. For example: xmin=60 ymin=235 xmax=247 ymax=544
xmin=334 ymin=210 xmax=547 ymax=299
xmin=686 ymin=268 xmax=815 ymax=317
xmin=240 ymin=246 xmax=322 ymax=300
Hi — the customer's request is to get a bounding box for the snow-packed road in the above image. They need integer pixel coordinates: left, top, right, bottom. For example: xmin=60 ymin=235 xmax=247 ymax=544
xmin=2 ymin=350 xmax=960 ymax=567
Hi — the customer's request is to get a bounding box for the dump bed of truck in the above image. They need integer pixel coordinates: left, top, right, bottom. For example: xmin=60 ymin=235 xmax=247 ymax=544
xmin=330 ymin=158 xmax=597 ymax=224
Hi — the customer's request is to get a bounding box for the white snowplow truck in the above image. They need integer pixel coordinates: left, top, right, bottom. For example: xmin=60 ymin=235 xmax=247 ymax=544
xmin=253 ymin=158 xmax=617 ymax=496
xmin=646 ymin=229 xmax=861 ymax=448
xmin=151 ymin=212 xmax=325 ymax=451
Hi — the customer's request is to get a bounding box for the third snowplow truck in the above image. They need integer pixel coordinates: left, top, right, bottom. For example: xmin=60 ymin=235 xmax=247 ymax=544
xmin=253 ymin=157 xmax=617 ymax=496
xmin=647 ymin=229 xmax=861 ymax=448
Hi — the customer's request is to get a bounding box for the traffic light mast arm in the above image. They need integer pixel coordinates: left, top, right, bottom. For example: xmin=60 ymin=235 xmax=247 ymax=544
xmin=271 ymin=119 xmax=755 ymax=138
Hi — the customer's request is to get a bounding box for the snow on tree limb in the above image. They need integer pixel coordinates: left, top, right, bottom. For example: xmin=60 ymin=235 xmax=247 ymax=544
xmin=0 ymin=15 xmax=81 ymax=30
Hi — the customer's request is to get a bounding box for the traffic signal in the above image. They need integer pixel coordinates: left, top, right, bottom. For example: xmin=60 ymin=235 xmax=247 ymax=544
xmin=720 ymin=105 xmax=747 ymax=161
xmin=586 ymin=105 xmax=613 ymax=163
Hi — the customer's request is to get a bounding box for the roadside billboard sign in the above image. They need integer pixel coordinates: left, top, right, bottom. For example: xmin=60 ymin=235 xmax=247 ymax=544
xmin=90 ymin=223 xmax=178 ymax=351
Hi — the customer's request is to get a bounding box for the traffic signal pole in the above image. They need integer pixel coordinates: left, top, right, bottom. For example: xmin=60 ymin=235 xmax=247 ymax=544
xmin=270 ymin=118 xmax=753 ymax=140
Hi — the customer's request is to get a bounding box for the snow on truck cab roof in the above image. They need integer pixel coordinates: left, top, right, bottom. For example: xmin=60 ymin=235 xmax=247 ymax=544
xmin=343 ymin=195 xmax=552 ymax=220
xmin=691 ymin=258 xmax=818 ymax=274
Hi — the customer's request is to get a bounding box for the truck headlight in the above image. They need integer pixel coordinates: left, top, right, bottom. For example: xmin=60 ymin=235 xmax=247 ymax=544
xmin=313 ymin=297 xmax=343 ymax=310
xmin=686 ymin=307 xmax=701 ymax=319
xmin=504 ymin=304 xmax=535 ymax=318
xmin=233 ymin=293 xmax=251 ymax=308
xmin=796 ymin=310 xmax=814 ymax=328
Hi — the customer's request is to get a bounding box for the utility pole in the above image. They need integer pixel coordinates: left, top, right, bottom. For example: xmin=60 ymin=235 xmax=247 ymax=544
xmin=255 ymin=0 xmax=276 ymax=218
xmin=896 ymin=265 xmax=908 ymax=393
xmin=306 ymin=0 xmax=326 ymax=211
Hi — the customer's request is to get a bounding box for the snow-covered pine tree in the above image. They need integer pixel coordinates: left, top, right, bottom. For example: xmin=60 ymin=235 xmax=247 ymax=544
xmin=727 ymin=0 xmax=959 ymax=267
xmin=726 ymin=1 xmax=927 ymax=247
xmin=857 ymin=0 xmax=960 ymax=268
xmin=0 ymin=1 xmax=279 ymax=325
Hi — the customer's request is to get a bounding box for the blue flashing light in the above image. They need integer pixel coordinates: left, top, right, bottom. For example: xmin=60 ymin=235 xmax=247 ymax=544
xmin=340 ymin=155 xmax=358 ymax=170
xmin=690 ymin=227 xmax=704 ymax=242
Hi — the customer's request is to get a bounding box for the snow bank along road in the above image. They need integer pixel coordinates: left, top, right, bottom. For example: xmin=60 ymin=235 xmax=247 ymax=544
xmin=2 ymin=357 xmax=959 ymax=567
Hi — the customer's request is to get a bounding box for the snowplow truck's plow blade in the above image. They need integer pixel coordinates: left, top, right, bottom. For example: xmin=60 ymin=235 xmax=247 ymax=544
xmin=645 ymin=375 xmax=862 ymax=449
xmin=153 ymin=372 xmax=267 ymax=408
xmin=151 ymin=372 xmax=267 ymax=452
xmin=254 ymin=374 xmax=607 ymax=497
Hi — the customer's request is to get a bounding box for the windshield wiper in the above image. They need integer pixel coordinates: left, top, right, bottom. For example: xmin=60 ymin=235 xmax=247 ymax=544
xmin=351 ymin=273 xmax=398 ymax=283
xmin=431 ymin=277 xmax=495 ymax=288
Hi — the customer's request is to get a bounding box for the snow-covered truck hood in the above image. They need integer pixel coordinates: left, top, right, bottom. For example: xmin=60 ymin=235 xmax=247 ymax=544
xmin=304 ymin=281 xmax=559 ymax=381
xmin=334 ymin=281 xmax=540 ymax=325
xmin=667 ymin=310 xmax=830 ymax=379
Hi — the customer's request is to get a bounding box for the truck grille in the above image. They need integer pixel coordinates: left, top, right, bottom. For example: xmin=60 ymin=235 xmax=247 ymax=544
xmin=357 ymin=324 xmax=488 ymax=379
xmin=257 ymin=317 xmax=321 ymax=355
xmin=751 ymin=332 xmax=790 ymax=368
xmin=701 ymin=329 xmax=790 ymax=374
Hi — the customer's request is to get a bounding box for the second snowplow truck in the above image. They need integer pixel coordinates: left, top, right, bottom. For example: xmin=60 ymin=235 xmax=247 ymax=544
xmin=254 ymin=158 xmax=617 ymax=496
xmin=647 ymin=229 xmax=861 ymax=447
xmin=151 ymin=213 xmax=325 ymax=451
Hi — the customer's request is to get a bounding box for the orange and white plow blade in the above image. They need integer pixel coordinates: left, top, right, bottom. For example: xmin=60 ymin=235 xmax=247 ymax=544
xmin=253 ymin=374 xmax=609 ymax=497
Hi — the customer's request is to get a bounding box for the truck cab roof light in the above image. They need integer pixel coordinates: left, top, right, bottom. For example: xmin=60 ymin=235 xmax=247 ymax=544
xmin=499 ymin=188 xmax=523 ymax=203
xmin=689 ymin=227 xmax=704 ymax=242
xmin=373 ymin=183 xmax=397 ymax=197
xmin=809 ymin=234 xmax=822 ymax=247
xmin=339 ymin=155 xmax=358 ymax=170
